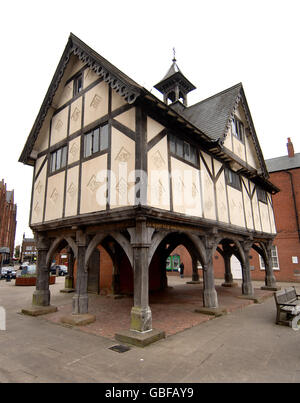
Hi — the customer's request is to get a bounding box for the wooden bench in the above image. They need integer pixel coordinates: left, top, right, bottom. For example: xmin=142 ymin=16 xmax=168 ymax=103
xmin=274 ymin=286 xmax=300 ymax=330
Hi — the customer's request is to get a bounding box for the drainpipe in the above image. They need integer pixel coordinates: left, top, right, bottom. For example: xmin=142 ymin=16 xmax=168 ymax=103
xmin=286 ymin=170 xmax=300 ymax=241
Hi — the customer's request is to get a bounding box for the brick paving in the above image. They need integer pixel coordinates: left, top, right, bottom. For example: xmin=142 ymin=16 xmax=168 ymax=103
xmin=44 ymin=276 xmax=275 ymax=340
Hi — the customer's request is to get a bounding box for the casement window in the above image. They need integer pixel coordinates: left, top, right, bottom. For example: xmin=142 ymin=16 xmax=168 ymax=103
xmin=231 ymin=117 xmax=245 ymax=143
xmin=50 ymin=145 xmax=67 ymax=173
xmin=73 ymin=73 xmax=83 ymax=97
xmin=259 ymin=245 xmax=280 ymax=270
xmin=225 ymin=168 xmax=241 ymax=190
xmin=84 ymin=124 xmax=109 ymax=158
xmin=169 ymin=135 xmax=197 ymax=165
xmin=257 ymin=186 xmax=268 ymax=203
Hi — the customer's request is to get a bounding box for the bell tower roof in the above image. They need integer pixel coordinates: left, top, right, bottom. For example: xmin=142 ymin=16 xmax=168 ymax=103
xmin=154 ymin=50 xmax=196 ymax=106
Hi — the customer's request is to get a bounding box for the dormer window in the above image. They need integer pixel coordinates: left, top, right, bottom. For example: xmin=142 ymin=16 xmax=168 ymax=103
xmin=232 ymin=117 xmax=244 ymax=143
xmin=73 ymin=73 xmax=83 ymax=96
xmin=257 ymin=187 xmax=267 ymax=203
xmin=225 ymin=168 xmax=241 ymax=191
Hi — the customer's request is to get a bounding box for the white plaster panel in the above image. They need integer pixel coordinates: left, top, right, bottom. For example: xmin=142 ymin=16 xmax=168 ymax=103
xmin=69 ymin=97 xmax=82 ymax=135
xmin=268 ymin=196 xmax=277 ymax=234
xmin=232 ymin=136 xmax=246 ymax=161
xmin=83 ymin=68 xmax=99 ymax=88
xmin=245 ymin=134 xmax=259 ymax=169
xmin=65 ymin=165 xmax=79 ymax=217
xmin=80 ymin=154 xmax=108 ymax=214
xmin=68 ymin=137 xmax=81 ymax=165
xmin=110 ymin=128 xmax=135 ymax=208
xmin=215 ymin=171 xmax=229 ymax=223
xmin=34 ymin=125 xmax=50 ymax=153
xmin=242 ymin=183 xmax=254 ymax=230
xmin=114 ymin=108 xmax=136 ymax=132
xmin=227 ymin=186 xmax=245 ymax=227
xmin=223 ymin=128 xmax=232 ymax=151
xmin=171 ymin=157 xmax=202 ymax=217
xmin=35 ymin=155 xmax=46 ymax=177
xmin=201 ymin=151 xmax=213 ymax=175
xmin=50 ymin=107 xmax=68 ymax=146
xmin=31 ymin=163 xmax=47 ymax=225
xmin=200 ymin=158 xmax=215 ymax=220
xmin=57 ymin=82 xmax=73 ymax=108
xmin=147 ymin=117 xmax=165 ymax=143
xmin=252 ymin=191 xmax=262 ymax=231
xmin=44 ymin=171 xmax=65 ymax=222
xmin=147 ymin=136 xmax=170 ymax=210
xmin=111 ymin=89 xmax=127 ymax=111
xmin=84 ymin=81 xmax=109 ymax=127
xmin=259 ymin=201 xmax=271 ymax=233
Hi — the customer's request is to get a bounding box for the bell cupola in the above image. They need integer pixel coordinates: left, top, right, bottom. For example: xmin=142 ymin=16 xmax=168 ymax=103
xmin=154 ymin=49 xmax=196 ymax=107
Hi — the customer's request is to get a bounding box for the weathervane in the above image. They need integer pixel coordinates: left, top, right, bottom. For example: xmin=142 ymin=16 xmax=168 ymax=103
xmin=172 ymin=47 xmax=176 ymax=62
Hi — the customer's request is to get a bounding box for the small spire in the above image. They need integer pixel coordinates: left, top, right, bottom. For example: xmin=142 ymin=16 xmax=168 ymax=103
xmin=172 ymin=47 xmax=176 ymax=62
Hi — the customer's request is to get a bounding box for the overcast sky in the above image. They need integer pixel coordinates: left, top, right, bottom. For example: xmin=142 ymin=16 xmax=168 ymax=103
xmin=1 ymin=0 xmax=299 ymax=247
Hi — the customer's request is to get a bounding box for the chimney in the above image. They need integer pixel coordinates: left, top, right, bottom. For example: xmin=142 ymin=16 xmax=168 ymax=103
xmin=287 ymin=137 xmax=295 ymax=158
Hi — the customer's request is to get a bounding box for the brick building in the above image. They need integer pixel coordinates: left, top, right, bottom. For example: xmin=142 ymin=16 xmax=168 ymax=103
xmin=173 ymin=138 xmax=300 ymax=284
xmin=20 ymin=234 xmax=37 ymax=263
xmin=0 ymin=179 xmax=17 ymax=264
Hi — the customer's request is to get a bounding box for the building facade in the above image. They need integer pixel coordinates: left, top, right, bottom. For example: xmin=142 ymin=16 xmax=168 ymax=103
xmin=19 ymin=34 xmax=279 ymax=341
xmin=20 ymin=234 xmax=37 ymax=263
xmin=0 ymin=179 xmax=17 ymax=264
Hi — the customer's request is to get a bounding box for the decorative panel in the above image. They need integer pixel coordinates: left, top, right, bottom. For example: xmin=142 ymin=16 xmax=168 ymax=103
xmin=31 ymin=163 xmax=47 ymax=225
xmin=147 ymin=117 xmax=165 ymax=143
xmin=44 ymin=171 xmax=65 ymax=221
xmin=69 ymin=97 xmax=82 ymax=135
xmin=50 ymin=107 xmax=68 ymax=146
xmin=110 ymin=128 xmax=135 ymax=208
xmin=80 ymin=154 xmax=108 ymax=214
xmin=84 ymin=81 xmax=109 ymax=127
xmin=114 ymin=108 xmax=136 ymax=132
xmin=147 ymin=136 xmax=170 ymax=210
xmin=65 ymin=165 xmax=79 ymax=217
xmin=68 ymin=137 xmax=80 ymax=165
xmin=171 ymin=157 xmax=202 ymax=217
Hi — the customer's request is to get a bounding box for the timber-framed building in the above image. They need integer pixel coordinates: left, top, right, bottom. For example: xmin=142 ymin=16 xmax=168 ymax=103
xmin=19 ymin=34 xmax=279 ymax=342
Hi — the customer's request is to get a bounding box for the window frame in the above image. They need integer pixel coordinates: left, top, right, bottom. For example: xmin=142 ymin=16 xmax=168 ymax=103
xmin=83 ymin=123 xmax=109 ymax=159
xmin=225 ymin=167 xmax=241 ymax=191
xmin=169 ymin=134 xmax=197 ymax=166
xmin=232 ymin=117 xmax=245 ymax=143
xmin=259 ymin=245 xmax=280 ymax=271
xmin=73 ymin=73 xmax=83 ymax=97
xmin=257 ymin=187 xmax=268 ymax=204
xmin=50 ymin=145 xmax=67 ymax=174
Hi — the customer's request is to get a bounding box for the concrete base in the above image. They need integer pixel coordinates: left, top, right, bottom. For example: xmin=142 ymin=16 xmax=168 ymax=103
xmin=60 ymin=288 xmax=75 ymax=293
xmin=60 ymin=313 xmax=96 ymax=326
xmin=222 ymin=282 xmax=238 ymax=288
xmin=236 ymin=294 xmax=272 ymax=304
xmin=261 ymin=286 xmax=281 ymax=291
xmin=21 ymin=305 xmax=58 ymax=316
xmin=194 ymin=306 xmax=227 ymax=317
xmin=186 ymin=280 xmax=202 ymax=284
xmin=115 ymin=329 xmax=165 ymax=347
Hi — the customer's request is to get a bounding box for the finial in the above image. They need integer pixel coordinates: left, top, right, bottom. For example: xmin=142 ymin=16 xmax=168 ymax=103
xmin=172 ymin=47 xmax=176 ymax=62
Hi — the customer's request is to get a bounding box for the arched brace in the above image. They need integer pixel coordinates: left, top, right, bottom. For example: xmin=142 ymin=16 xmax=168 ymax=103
xmin=84 ymin=232 xmax=133 ymax=271
xmin=148 ymin=231 xmax=169 ymax=267
xmin=46 ymin=236 xmax=77 ymax=269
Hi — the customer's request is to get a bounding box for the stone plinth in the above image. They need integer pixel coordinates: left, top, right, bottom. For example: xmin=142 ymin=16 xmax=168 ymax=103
xmin=21 ymin=305 xmax=58 ymax=316
xmin=60 ymin=313 xmax=96 ymax=326
xmin=115 ymin=329 xmax=165 ymax=347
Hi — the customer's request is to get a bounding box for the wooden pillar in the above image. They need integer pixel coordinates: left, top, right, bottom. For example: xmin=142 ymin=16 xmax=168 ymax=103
xmin=32 ymin=233 xmax=51 ymax=307
xmin=72 ymin=230 xmax=89 ymax=314
xmin=64 ymin=246 xmax=75 ymax=290
xmin=241 ymin=241 xmax=254 ymax=296
xmin=128 ymin=219 xmax=154 ymax=332
xmin=261 ymin=241 xmax=279 ymax=291
xmin=202 ymin=236 xmax=218 ymax=308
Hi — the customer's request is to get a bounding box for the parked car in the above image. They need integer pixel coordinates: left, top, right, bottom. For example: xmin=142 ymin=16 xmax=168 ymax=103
xmin=50 ymin=264 xmax=68 ymax=276
xmin=17 ymin=264 xmax=37 ymax=277
xmin=1 ymin=266 xmax=17 ymax=279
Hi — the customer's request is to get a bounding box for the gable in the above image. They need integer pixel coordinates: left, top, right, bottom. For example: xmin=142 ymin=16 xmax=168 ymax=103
xmin=19 ymin=33 xmax=143 ymax=166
